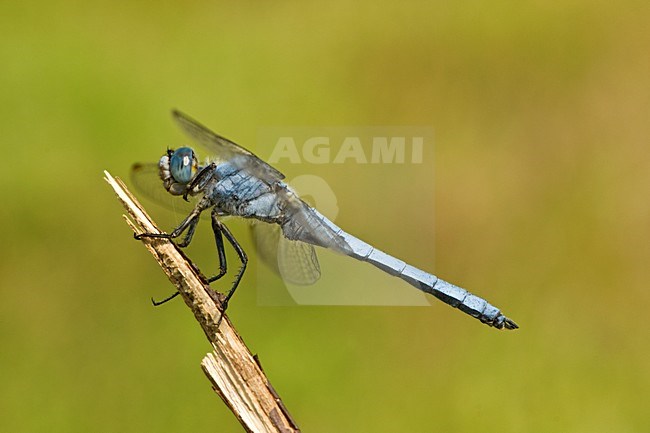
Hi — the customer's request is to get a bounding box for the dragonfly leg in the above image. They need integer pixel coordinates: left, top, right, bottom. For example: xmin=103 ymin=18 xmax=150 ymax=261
xmin=209 ymin=213 xmax=248 ymax=325
xmin=135 ymin=204 xmax=207 ymax=307
xmin=207 ymin=214 xmax=228 ymax=282
xmin=176 ymin=217 xmax=199 ymax=248
xmin=183 ymin=162 xmax=217 ymax=201
xmin=150 ymin=291 xmax=180 ymax=306
xmin=141 ymin=207 xmax=207 ymax=306
xmin=134 ymin=204 xmax=205 ymax=244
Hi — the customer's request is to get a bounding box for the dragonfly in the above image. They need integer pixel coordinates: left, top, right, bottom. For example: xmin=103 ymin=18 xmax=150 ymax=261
xmin=132 ymin=110 xmax=518 ymax=330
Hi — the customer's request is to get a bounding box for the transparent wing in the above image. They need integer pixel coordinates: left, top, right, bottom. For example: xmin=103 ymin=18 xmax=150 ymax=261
xmin=279 ymin=191 xmax=353 ymax=256
xmin=251 ymin=222 xmax=321 ymax=285
xmin=172 ymin=110 xmax=285 ymax=184
xmin=278 ymin=237 xmax=321 ymax=285
xmin=130 ymin=162 xmax=199 ymax=216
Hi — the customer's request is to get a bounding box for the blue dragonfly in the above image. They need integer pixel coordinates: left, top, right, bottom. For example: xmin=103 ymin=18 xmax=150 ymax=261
xmin=132 ymin=111 xmax=518 ymax=330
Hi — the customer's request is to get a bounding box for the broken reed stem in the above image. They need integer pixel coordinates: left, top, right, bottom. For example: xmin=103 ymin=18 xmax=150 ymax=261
xmin=104 ymin=170 xmax=299 ymax=433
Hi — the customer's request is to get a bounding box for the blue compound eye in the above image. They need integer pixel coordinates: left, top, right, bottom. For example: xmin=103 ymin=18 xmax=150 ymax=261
xmin=169 ymin=147 xmax=196 ymax=184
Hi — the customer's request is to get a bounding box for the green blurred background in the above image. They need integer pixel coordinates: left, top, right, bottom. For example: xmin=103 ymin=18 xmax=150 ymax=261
xmin=1 ymin=1 xmax=648 ymax=432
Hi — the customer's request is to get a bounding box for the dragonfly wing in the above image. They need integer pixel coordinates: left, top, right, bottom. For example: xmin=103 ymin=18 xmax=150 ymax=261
xmin=251 ymin=222 xmax=321 ymax=285
xmin=172 ymin=110 xmax=285 ymax=184
xmin=130 ymin=162 xmax=200 ymax=216
xmin=251 ymin=222 xmax=282 ymax=274
xmin=278 ymin=237 xmax=321 ymax=285
xmin=280 ymin=192 xmax=353 ymax=256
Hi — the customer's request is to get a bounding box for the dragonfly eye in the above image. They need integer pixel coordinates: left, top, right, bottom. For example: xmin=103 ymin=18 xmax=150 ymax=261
xmin=169 ymin=147 xmax=197 ymax=184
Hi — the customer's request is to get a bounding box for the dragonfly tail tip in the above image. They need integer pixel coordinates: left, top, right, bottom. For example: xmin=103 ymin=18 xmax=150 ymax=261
xmin=503 ymin=317 xmax=519 ymax=330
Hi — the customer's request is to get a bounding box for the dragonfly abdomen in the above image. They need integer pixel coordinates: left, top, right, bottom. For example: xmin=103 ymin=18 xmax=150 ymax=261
xmin=335 ymin=226 xmax=517 ymax=329
xmin=278 ymin=202 xmax=517 ymax=330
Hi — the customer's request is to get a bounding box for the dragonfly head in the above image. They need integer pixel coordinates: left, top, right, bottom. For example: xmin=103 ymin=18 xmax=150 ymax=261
xmin=158 ymin=147 xmax=198 ymax=196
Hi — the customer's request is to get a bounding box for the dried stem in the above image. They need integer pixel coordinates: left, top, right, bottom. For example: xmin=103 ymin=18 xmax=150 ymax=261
xmin=104 ymin=170 xmax=299 ymax=433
